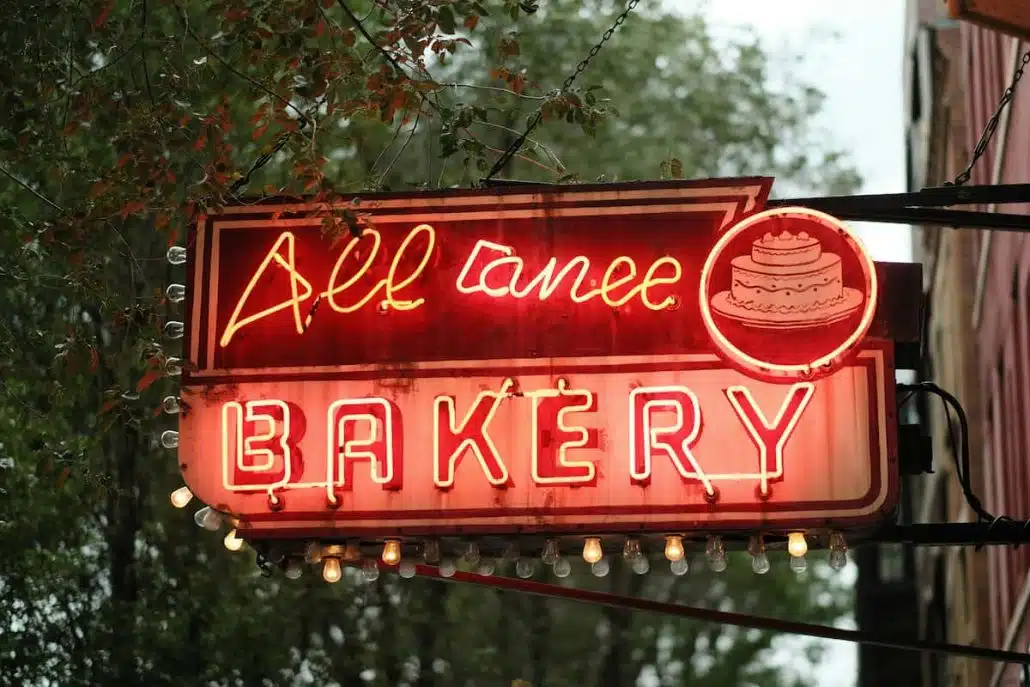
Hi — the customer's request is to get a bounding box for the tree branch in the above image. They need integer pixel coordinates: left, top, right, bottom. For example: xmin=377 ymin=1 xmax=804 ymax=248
xmin=0 ymin=164 xmax=65 ymax=212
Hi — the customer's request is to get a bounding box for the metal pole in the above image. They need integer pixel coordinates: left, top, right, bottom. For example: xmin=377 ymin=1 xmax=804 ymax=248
xmin=389 ymin=562 xmax=1030 ymax=666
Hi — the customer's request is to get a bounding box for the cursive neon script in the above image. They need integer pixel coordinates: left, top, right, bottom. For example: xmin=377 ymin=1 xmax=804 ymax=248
xmin=220 ymin=224 xmax=435 ymax=347
xmin=219 ymin=225 xmax=684 ymax=346
xmin=455 ymin=240 xmax=682 ymax=310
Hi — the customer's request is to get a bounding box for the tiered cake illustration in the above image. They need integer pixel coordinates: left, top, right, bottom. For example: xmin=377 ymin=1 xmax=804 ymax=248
xmin=710 ymin=230 xmax=864 ymax=328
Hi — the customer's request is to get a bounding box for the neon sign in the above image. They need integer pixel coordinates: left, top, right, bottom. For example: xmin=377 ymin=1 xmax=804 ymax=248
xmin=180 ymin=181 xmax=914 ymax=539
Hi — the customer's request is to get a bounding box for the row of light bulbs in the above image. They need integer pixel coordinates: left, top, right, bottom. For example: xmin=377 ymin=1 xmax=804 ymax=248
xmin=170 ymin=485 xmax=849 ymax=584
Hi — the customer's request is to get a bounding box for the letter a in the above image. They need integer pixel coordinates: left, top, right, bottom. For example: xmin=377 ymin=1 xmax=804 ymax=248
xmin=220 ymin=232 xmax=314 ymax=347
xmin=433 ymin=379 xmax=514 ymax=489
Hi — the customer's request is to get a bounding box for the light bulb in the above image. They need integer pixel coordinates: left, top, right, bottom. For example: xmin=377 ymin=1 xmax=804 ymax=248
xmin=438 ymin=557 xmax=457 ymax=578
xmin=622 ymin=538 xmax=642 ymax=561
xmin=631 ymin=555 xmax=651 ymax=575
xmin=167 ymin=246 xmax=187 ymax=265
xmin=284 ymin=558 xmax=304 ymax=579
xmin=304 ymin=541 xmax=323 ymax=564
xmin=223 ymin=529 xmax=244 ymax=552
xmin=476 ymin=559 xmax=496 ymax=576
xmin=583 ymin=537 xmax=603 ymax=564
xmin=664 ymin=535 xmax=685 ymax=562
xmin=166 ymin=283 xmax=186 ymax=303
xmin=789 ymin=555 xmax=808 ymax=574
xmin=502 ymin=542 xmax=520 ymax=562
xmin=515 ymin=558 xmax=536 ymax=579
xmin=670 ymin=558 xmax=689 ymax=576
xmin=749 ymin=537 xmax=770 ymax=575
xmin=164 ymin=321 xmax=184 ymax=340
xmin=162 ymin=395 xmax=181 ymax=415
xmin=787 ymin=532 xmax=808 ymax=558
xmin=193 ymin=506 xmax=222 ymax=531
xmin=705 ymin=536 xmax=727 ymax=572
xmin=462 ymin=541 xmax=480 ymax=565
xmin=170 ymin=486 xmax=193 ymax=508
xmin=542 ymin=539 xmax=560 ymax=565
xmin=160 ymin=430 xmax=179 ymax=449
xmin=828 ymin=531 xmax=848 ymax=571
xmin=164 ymin=357 xmax=183 ymax=376
xmin=552 ymin=557 xmax=571 ymax=578
xmin=751 ymin=552 xmax=771 ymax=575
xmin=382 ymin=540 xmax=402 ymax=566
xmin=361 ymin=559 xmax=380 ymax=581
xmin=591 ymin=558 xmax=610 ymax=577
xmin=398 ymin=560 xmax=417 ymax=578
xmin=423 ymin=539 xmax=441 ymax=564
xmin=323 ymin=557 xmax=343 ymax=583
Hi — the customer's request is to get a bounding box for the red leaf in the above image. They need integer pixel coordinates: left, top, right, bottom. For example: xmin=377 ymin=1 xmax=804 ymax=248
xmin=56 ymin=467 xmax=71 ymax=489
xmin=116 ymin=153 xmax=132 ymax=168
xmin=136 ymin=368 xmax=163 ymax=393
xmin=313 ymin=19 xmax=326 ymax=37
xmin=99 ymin=399 xmax=118 ymax=416
xmin=252 ymin=123 xmax=268 ymax=141
xmin=93 ymin=0 xmax=115 ymax=28
xmin=463 ymin=14 xmax=479 ymax=30
xmin=155 ymin=213 xmax=170 ymax=230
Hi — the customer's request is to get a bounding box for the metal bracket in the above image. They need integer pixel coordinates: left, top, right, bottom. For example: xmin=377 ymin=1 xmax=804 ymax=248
xmin=871 ymin=522 xmax=1030 ymax=547
xmin=482 ymin=179 xmax=1030 ymax=231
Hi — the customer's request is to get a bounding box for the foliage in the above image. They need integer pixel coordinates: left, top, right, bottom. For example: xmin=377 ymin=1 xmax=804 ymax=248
xmin=0 ymin=0 xmax=860 ymax=685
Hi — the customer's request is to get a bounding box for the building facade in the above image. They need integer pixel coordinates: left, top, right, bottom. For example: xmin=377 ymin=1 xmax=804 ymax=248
xmin=904 ymin=1 xmax=1030 ymax=685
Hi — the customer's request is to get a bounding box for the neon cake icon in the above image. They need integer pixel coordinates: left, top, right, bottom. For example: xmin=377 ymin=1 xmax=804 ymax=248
xmin=709 ymin=230 xmax=864 ymax=328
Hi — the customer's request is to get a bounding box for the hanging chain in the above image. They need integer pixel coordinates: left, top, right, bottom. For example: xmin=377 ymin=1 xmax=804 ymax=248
xmin=482 ymin=0 xmax=640 ymax=182
xmin=950 ymin=49 xmax=1030 ymax=187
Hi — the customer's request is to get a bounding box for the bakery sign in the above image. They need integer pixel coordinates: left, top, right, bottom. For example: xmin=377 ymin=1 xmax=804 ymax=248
xmin=175 ymin=178 xmax=903 ymax=540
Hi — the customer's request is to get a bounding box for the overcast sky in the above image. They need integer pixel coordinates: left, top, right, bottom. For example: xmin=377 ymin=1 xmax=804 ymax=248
xmin=663 ymin=2 xmax=910 ymax=685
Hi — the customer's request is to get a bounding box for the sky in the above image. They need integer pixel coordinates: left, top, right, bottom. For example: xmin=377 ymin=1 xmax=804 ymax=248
xmin=665 ymin=1 xmax=911 ymax=685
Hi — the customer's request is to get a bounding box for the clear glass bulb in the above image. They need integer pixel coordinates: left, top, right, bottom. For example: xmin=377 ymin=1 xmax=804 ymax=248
xmin=631 ymin=555 xmax=651 ymax=575
xmin=223 ymin=528 xmax=244 ymax=552
xmin=622 ymin=538 xmax=642 ymax=561
xmin=542 ymin=538 xmax=560 ymax=565
xmin=164 ymin=357 xmax=183 ymax=376
xmin=664 ymin=535 xmax=685 ymax=562
xmin=398 ymin=560 xmax=417 ymax=579
xmin=705 ymin=536 xmax=727 ymax=572
xmin=382 ymin=540 xmax=402 ymax=566
xmin=751 ymin=552 xmax=771 ymax=575
xmin=160 ymin=430 xmax=179 ymax=449
xmin=162 ymin=395 xmax=181 ymax=415
xmin=166 ymin=283 xmax=186 ymax=303
xmin=164 ymin=321 xmax=184 ymax=340
xmin=476 ymin=559 xmax=496 ymax=576
xmin=193 ymin=506 xmax=222 ymax=531
xmin=304 ymin=541 xmax=323 ymax=564
xmin=323 ymin=557 xmax=343 ymax=583
xmin=591 ymin=558 xmax=610 ymax=577
xmin=789 ymin=554 xmax=808 ymax=574
xmin=463 ymin=541 xmax=481 ymax=565
xmin=787 ymin=532 xmax=808 ymax=558
xmin=423 ymin=539 xmax=441 ymax=564
xmin=438 ymin=557 xmax=457 ymax=578
xmin=670 ymin=558 xmax=689 ymax=576
xmin=583 ymin=537 xmax=603 ymax=564
xmin=167 ymin=246 xmax=187 ymax=265
xmin=502 ymin=542 xmax=520 ymax=562
xmin=552 ymin=556 xmax=572 ymax=578
xmin=170 ymin=485 xmax=192 ymax=508
xmin=828 ymin=531 xmax=848 ymax=571
xmin=515 ymin=558 xmax=536 ymax=579
xmin=284 ymin=558 xmax=304 ymax=580
xmin=361 ymin=558 xmax=380 ymax=581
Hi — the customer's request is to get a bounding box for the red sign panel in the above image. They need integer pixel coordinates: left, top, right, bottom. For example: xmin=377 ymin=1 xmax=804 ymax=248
xmin=180 ymin=180 xmax=901 ymax=538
